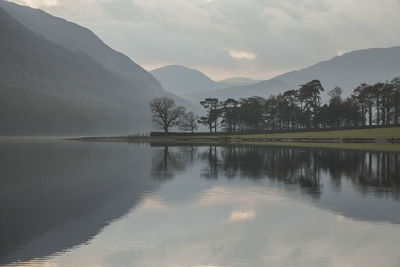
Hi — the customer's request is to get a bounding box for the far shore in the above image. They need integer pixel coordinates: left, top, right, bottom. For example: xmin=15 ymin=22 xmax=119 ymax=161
xmin=69 ymin=126 xmax=400 ymax=152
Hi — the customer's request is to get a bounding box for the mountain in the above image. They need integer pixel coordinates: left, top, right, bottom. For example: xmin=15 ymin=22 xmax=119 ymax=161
xmin=0 ymin=1 xmax=195 ymax=135
xmin=218 ymin=77 xmax=259 ymax=86
xmin=0 ymin=0 xmax=163 ymax=94
xmin=186 ymin=46 xmax=400 ymax=102
xmin=151 ymin=65 xmax=230 ymax=95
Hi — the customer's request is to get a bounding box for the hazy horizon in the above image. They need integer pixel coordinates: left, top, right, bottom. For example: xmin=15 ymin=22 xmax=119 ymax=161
xmin=6 ymin=0 xmax=400 ymax=80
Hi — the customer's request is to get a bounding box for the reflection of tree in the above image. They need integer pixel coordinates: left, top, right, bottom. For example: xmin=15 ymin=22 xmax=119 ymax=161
xmin=199 ymin=145 xmax=400 ymax=200
xmin=151 ymin=146 xmax=197 ymax=180
xmin=218 ymin=146 xmax=322 ymax=198
xmin=199 ymin=146 xmax=220 ymax=179
xmin=151 ymin=144 xmax=400 ymax=200
xmin=352 ymin=152 xmax=400 ymax=199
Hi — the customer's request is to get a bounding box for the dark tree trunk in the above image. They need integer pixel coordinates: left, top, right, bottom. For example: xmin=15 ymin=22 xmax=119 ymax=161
xmin=369 ymin=106 xmax=372 ymax=126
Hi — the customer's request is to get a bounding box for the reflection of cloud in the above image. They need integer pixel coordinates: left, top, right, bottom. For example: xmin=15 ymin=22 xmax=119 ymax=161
xmin=196 ymin=186 xmax=286 ymax=207
xmin=138 ymin=195 xmax=169 ymax=210
xmin=336 ymin=214 xmax=345 ymax=222
xmin=230 ymin=210 xmax=256 ymax=221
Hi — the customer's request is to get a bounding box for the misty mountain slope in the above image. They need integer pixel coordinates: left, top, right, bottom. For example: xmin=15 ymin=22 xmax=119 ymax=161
xmin=218 ymin=77 xmax=259 ymax=86
xmin=185 ymin=78 xmax=290 ymax=103
xmin=0 ymin=7 xmax=151 ymax=135
xmin=0 ymin=0 xmax=164 ymax=95
xmin=187 ymin=46 xmax=400 ymax=102
xmin=151 ymin=65 xmax=230 ymax=95
xmin=0 ymin=2 xmax=199 ymax=135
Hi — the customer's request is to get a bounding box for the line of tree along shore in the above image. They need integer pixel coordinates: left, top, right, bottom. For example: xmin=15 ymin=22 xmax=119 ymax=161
xmin=150 ymin=77 xmax=400 ymax=133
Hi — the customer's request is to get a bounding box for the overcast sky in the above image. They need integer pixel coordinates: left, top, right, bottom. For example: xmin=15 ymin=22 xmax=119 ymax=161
xmin=10 ymin=0 xmax=400 ymax=80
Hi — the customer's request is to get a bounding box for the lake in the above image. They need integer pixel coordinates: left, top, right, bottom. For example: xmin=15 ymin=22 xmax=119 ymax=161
xmin=1 ymin=139 xmax=400 ymax=266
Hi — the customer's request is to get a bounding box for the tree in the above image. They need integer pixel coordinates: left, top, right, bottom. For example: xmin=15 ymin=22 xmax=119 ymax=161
xmin=327 ymin=87 xmax=343 ymax=127
xmin=391 ymin=77 xmax=400 ymax=125
xmin=328 ymin=87 xmax=343 ymax=104
xmin=199 ymin=98 xmax=221 ymax=132
xmin=264 ymin=96 xmax=279 ymax=130
xmin=167 ymin=76 xmax=400 ymax=134
xmin=298 ymin=80 xmax=324 ymax=127
xmin=239 ymin=97 xmax=265 ymax=131
xmin=150 ymin=97 xmax=185 ymax=133
xmin=282 ymin=90 xmax=299 ymax=129
xmin=356 ymin=83 xmax=375 ymax=126
xmin=341 ymin=98 xmax=362 ymax=127
xmin=352 ymin=83 xmax=370 ymax=126
xmin=179 ymin=112 xmax=199 ymax=133
xmin=221 ymin=98 xmax=239 ymax=132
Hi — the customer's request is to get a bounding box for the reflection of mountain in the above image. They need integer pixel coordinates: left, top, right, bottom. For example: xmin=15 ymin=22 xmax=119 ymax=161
xmin=151 ymin=144 xmax=400 ymax=224
xmin=0 ymin=140 xmax=160 ymax=265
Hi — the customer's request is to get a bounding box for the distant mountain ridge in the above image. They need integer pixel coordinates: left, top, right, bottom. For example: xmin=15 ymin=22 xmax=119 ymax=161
xmin=186 ymin=46 xmax=400 ymax=102
xmin=151 ymin=65 xmax=259 ymax=96
xmin=150 ymin=65 xmax=229 ymax=95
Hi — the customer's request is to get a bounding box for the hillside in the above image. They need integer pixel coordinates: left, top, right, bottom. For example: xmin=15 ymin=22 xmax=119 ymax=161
xmin=0 ymin=7 xmax=146 ymax=135
xmin=0 ymin=0 xmax=163 ymax=95
xmin=0 ymin=2 xmax=196 ymax=135
xmin=186 ymin=46 xmax=400 ymax=102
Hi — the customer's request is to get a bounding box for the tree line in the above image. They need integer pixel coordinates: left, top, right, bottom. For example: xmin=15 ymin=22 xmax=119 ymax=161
xmin=150 ymin=77 xmax=400 ymax=133
xmin=149 ymin=97 xmax=199 ymax=133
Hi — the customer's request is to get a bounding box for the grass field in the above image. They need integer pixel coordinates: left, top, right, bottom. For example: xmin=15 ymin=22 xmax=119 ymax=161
xmin=227 ymin=127 xmax=400 ymax=139
xmin=75 ymin=129 xmax=400 ymax=152
xmin=78 ymin=127 xmax=400 ymax=152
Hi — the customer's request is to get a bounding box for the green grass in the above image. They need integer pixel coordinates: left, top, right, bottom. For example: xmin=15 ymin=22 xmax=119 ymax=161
xmin=226 ymin=127 xmax=400 ymax=139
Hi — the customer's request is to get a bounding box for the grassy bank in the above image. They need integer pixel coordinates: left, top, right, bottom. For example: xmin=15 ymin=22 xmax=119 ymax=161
xmin=71 ymin=127 xmax=400 ymax=152
xmin=222 ymin=127 xmax=400 ymax=140
xmin=147 ymin=127 xmax=400 ymax=152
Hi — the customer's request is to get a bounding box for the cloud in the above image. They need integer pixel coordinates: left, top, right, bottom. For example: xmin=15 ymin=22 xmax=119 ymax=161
xmin=8 ymin=0 xmax=400 ymax=80
xmin=12 ymin=0 xmax=58 ymax=8
xmin=228 ymin=50 xmax=256 ymax=60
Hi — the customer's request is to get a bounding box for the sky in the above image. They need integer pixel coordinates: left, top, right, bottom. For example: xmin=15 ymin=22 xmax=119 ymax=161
xmin=9 ymin=0 xmax=400 ymax=80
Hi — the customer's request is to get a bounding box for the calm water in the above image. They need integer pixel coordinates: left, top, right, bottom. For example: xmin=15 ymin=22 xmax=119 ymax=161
xmin=1 ymin=139 xmax=400 ymax=266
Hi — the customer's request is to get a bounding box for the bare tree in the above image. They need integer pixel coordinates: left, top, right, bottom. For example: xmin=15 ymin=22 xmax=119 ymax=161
xmin=179 ymin=112 xmax=199 ymax=133
xmin=150 ymin=97 xmax=185 ymax=132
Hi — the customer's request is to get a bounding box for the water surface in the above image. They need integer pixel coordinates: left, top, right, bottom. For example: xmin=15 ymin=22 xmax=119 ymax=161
xmin=1 ymin=139 xmax=400 ymax=266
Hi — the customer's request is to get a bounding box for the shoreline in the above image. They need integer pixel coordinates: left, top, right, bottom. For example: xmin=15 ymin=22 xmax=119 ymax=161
xmin=70 ymin=134 xmax=400 ymax=152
